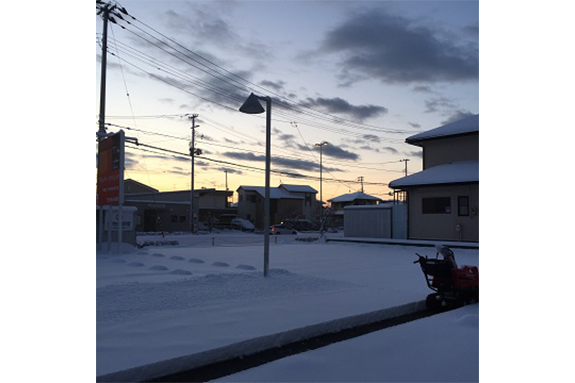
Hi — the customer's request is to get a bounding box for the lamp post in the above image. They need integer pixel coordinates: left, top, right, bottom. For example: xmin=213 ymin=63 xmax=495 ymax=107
xmin=240 ymin=93 xmax=272 ymax=277
xmin=314 ymin=141 xmax=328 ymax=236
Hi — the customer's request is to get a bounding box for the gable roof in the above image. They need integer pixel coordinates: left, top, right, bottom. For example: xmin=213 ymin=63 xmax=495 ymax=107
xmin=406 ymin=114 xmax=479 ymax=146
xmin=328 ymin=191 xmax=383 ymax=203
xmin=124 ymin=179 xmax=159 ymax=194
xmin=237 ymin=186 xmax=303 ymax=199
xmin=389 ymin=160 xmax=479 ymax=188
xmin=279 ymin=184 xmax=317 ymax=193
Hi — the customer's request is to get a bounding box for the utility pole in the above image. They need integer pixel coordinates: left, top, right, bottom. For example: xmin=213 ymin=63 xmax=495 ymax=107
xmin=96 ymin=1 xmax=128 ymax=140
xmin=225 ymin=169 xmax=228 ymax=190
xmin=400 ymin=159 xmax=410 ymax=176
xmin=357 ymin=176 xmax=364 ymax=193
xmin=314 ymin=141 xmax=328 ymax=236
xmin=188 ymin=114 xmax=200 ymax=233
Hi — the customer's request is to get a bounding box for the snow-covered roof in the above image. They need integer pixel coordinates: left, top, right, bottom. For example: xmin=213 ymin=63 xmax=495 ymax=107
xmin=344 ymin=203 xmax=394 ymax=210
xmin=389 ymin=160 xmax=479 ymax=188
xmin=406 ymin=114 xmax=479 ymax=146
xmin=328 ymin=192 xmax=383 ymax=203
xmin=279 ymin=184 xmax=317 ymax=194
xmin=238 ymin=186 xmax=304 ymax=199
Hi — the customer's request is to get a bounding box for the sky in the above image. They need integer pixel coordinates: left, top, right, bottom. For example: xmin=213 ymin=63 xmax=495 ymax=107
xmin=97 ymin=0 xmax=479 ymax=201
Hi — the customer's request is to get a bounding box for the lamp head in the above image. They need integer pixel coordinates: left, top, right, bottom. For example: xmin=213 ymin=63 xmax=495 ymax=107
xmin=239 ymin=93 xmax=265 ymax=114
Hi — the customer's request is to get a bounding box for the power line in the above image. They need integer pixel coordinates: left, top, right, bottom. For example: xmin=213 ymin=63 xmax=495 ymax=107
xmin=102 ymin=7 xmax=419 ymax=138
xmin=106 ymin=122 xmax=405 ymax=173
xmin=124 ymin=139 xmax=391 ymax=186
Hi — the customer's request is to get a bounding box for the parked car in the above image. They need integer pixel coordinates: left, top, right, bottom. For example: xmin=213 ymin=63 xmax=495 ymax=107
xmin=270 ymin=224 xmax=297 ymax=235
xmin=231 ymin=218 xmax=255 ymax=232
xmin=216 ymin=214 xmax=237 ymax=229
xmin=282 ymin=218 xmax=316 ymax=231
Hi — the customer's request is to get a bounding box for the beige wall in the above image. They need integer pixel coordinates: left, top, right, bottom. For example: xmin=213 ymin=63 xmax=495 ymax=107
xmin=237 ymin=189 xmax=259 ymax=224
xmin=422 ymin=134 xmax=479 ymax=169
xmin=408 ymin=183 xmax=479 ymax=242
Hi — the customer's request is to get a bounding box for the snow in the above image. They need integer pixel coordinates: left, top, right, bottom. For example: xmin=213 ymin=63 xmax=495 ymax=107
xmin=406 ymin=114 xmax=479 ymax=144
xmin=237 ymin=185 xmax=304 ymax=199
xmin=96 ymin=233 xmax=479 ymax=381
xmin=328 ymin=191 xmax=383 ymax=203
xmin=217 ymin=304 xmax=479 ymax=382
xmin=389 ymin=160 xmax=479 ymax=188
xmin=279 ymin=184 xmax=317 ymax=193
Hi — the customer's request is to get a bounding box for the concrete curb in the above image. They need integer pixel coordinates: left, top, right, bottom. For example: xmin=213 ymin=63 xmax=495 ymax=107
xmin=326 ymin=237 xmax=479 ymax=249
xmin=97 ymin=300 xmax=427 ymax=382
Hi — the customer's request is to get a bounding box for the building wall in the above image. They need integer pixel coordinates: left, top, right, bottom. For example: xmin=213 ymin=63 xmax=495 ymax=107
xmin=407 ymin=183 xmax=479 ymax=242
xmin=275 ymin=199 xmax=304 ymax=223
xmin=199 ymin=191 xmax=230 ymax=209
xmin=344 ymin=206 xmax=392 ymax=238
xmin=422 ymin=134 xmax=479 ymax=169
xmin=237 ymin=189 xmax=259 ymax=224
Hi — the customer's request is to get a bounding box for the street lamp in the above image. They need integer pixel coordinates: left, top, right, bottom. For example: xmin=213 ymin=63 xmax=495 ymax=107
xmin=240 ymin=93 xmax=272 ymax=277
xmin=314 ymin=141 xmax=328 ymax=236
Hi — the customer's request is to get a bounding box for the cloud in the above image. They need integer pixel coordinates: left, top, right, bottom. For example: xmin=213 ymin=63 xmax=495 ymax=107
xmin=424 ymin=97 xmax=457 ymax=113
xmin=161 ymin=4 xmax=272 ymax=62
xmin=301 ymin=97 xmax=387 ymax=121
xmin=222 ymin=151 xmax=341 ymax=172
xmin=315 ymin=144 xmax=360 ymax=161
xmin=406 ymin=150 xmax=423 ymax=158
xmin=319 ymin=9 xmax=478 ymax=85
xmin=259 ymin=80 xmax=286 ymax=93
xmin=362 ymin=134 xmax=381 ymax=143
xmin=214 ymin=167 xmax=243 ymax=175
xmin=440 ymin=110 xmax=475 ymax=125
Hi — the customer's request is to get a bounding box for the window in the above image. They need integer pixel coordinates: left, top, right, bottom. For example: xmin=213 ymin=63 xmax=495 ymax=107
xmin=305 ymin=193 xmax=312 ymax=207
xmin=458 ymin=196 xmax=470 ymax=216
xmin=422 ymin=197 xmax=451 ymax=214
xmin=179 ymin=216 xmax=186 ymax=223
xmin=171 ymin=215 xmax=178 ymax=223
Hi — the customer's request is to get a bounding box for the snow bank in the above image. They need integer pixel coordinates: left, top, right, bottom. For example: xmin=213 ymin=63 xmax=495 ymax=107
xmin=97 ymin=238 xmax=479 ymax=380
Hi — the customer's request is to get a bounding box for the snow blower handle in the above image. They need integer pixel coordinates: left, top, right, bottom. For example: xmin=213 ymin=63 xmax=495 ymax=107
xmin=413 ymin=253 xmax=425 ymax=264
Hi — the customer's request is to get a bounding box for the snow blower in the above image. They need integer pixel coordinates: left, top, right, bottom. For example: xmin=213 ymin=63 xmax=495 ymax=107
xmin=414 ymin=245 xmax=479 ymax=310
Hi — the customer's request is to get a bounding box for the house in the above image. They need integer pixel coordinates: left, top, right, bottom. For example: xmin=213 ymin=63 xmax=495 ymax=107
xmin=124 ymin=179 xmax=158 ymax=194
xmin=328 ymin=191 xmax=383 ymax=211
xmin=327 ymin=191 xmax=383 ymax=226
xmin=123 ymin=180 xmax=235 ymax=232
xmin=389 ymin=114 xmax=479 ymax=242
xmin=236 ymin=184 xmax=318 ymax=229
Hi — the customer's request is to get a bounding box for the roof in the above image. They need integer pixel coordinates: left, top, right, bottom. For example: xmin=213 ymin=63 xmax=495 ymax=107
xmin=406 ymin=114 xmax=479 ymax=146
xmin=328 ymin=192 xmax=383 ymax=203
xmin=238 ymin=186 xmax=304 ymax=199
xmin=389 ymin=160 xmax=479 ymax=188
xmin=124 ymin=179 xmax=159 ymax=194
xmin=279 ymin=184 xmax=317 ymax=193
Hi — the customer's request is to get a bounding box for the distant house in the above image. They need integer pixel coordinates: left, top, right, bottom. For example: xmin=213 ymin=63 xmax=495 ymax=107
xmin=123 ymin=181 xmax=235 ymax=232
xmin=236 ymin=184 xmax=318 ymax=229
xmin=328 ymin=191 xmax=383 ymax=211
xmin=327 ymin=192 xmax=383 ymax=226
xmin=389 ymin=114 xmax=479 ymax=242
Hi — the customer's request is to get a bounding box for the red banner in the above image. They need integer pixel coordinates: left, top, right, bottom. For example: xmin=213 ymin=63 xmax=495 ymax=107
xmin=97 ymin=131 xmax=124 ymax=205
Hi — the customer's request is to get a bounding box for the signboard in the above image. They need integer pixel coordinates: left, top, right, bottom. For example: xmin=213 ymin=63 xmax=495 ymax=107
xmin=105 ymin=211 xmax=134 ymax=231
xmin=97 ymin=130 xmax=124 ymax=205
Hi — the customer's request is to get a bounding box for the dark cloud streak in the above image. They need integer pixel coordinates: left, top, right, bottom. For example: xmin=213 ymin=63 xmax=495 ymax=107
xmin=320 ymin=10 xmax=478 ymax=85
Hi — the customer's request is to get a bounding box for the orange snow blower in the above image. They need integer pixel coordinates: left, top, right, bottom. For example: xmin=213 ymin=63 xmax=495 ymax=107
xmin=414 ymin=245 xmax=479 ymax=310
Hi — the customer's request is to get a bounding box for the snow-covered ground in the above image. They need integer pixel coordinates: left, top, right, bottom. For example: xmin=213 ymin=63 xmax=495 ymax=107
xmin=216 ymin=304 xmax=479 ymax=383
xmin=96 ymin=232 xmax=479 ymax=381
